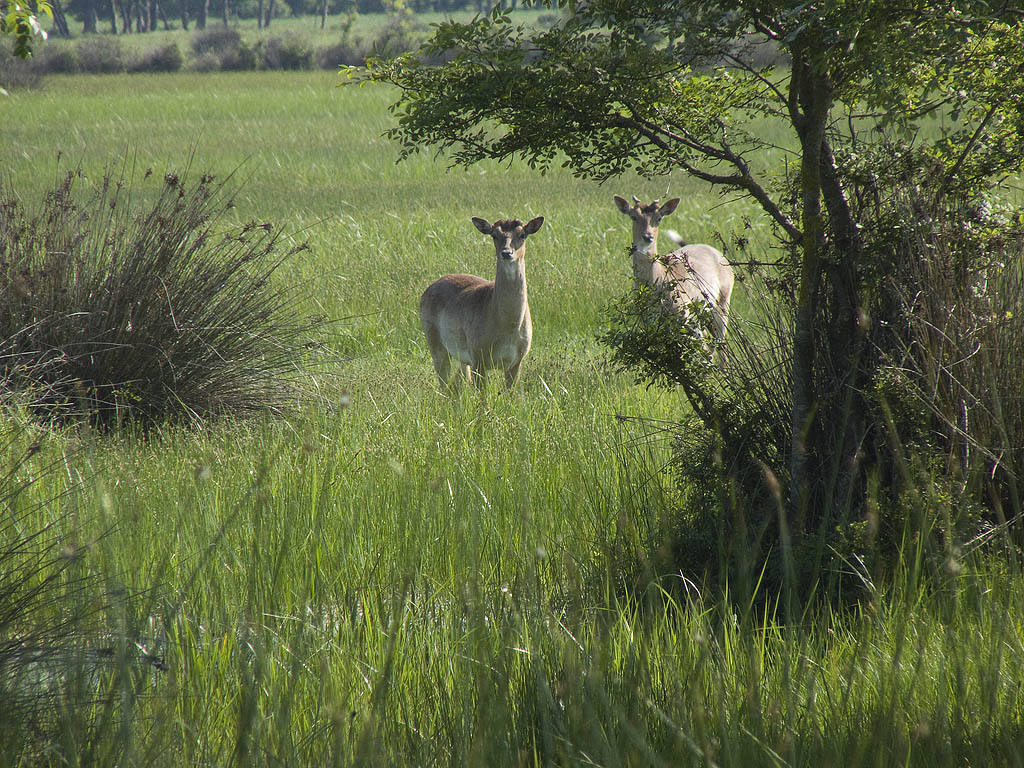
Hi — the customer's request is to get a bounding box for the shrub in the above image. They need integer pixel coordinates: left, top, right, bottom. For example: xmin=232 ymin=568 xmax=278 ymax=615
xmin=189 ymin=27 xmax=257 ymax=70
xmin=316 ymin=11 xmax=368 ymax=68
xmin=127 ymin=42 xmax=183 ymax=73
xmin=189 ymin=51 xmax=222 ymax=73
xmin=873 ymin=193 xmax=1024 ymax=522
xmin=74 ymin=37 xmax=125 ymax=74
xmin=0 ymin=166 xmax=321 ymax=431
xmin=33 ymin=43 xmax=79 ymax=74
xmin=191 ymin=26 xmax=243 ymax=57
xmin=0 ymin=45 xmax=43 ymax=91
xmin=220 ymin=38 xmax=258 ymax=70
xmin=372 ymin=15 xmax=430 ymax=59
xmin=261 ymin=35 xmax=313 ymax=70
xmin=316 ymin=37 xmax=369 ymax=68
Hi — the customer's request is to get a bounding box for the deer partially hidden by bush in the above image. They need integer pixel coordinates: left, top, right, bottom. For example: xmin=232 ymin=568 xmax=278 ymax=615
xmin=420 ymin=215 xmax=545 ymax=391
xmin=614 ymin=195 xmax=734 ymax=361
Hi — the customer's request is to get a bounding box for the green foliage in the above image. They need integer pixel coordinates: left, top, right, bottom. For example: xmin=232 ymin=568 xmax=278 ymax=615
xmin=0 ymin=165 xmax=320 ymax=431
xmin=1 ymin=0 xmax=51 ymax=59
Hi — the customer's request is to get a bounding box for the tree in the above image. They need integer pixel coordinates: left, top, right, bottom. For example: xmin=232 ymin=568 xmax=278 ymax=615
xmin=80 ymin=0 xmax=97 ymax=32
xmin=358 ymin=1 xmax=1024 ymax=569
xmin=2 ymin=0 xmax=52 ymax=57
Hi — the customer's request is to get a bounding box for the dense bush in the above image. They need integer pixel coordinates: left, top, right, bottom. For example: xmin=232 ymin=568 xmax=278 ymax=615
xmin=74 ymin=37 xmax=125 ymax=73
xmin=188 ymin=50 xmax=222 ymax=72
xmin=261 ymin=34 xmax=313 ymax=70
xmin=2 ymin=18 xmax=439 ymax=79
xmin=0 ymin=45 xmax=43 ymax=90
xmin=33 ymin=43 xmax=80 ymax=74
xmin=372 ymin=15 xmax=431 ymax=58
xmin=189 ymin=26 xmax=256 ymax=70
xmin=127 ymin=42 xmax=184 ymax=73
xmin=315 ymin=12 xmax=369 ymax=68
xmin=316 ymin=36 xmax=369 ymax=68
xmin=0 ymin=166 xmax=321 ymax=431
xmin=190 ymin=26 xmax=243 ymax=57
xmin=220 ymin=38 xmax=259 ymax=70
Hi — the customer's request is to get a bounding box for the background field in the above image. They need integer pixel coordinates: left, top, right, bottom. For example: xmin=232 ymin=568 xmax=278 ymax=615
xmin=4 ymin=69 xmax=1024 ymax=766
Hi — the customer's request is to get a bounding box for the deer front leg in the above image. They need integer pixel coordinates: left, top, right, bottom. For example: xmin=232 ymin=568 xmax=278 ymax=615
xmin=469 ymin=358 xmax=487 ymax=390
xmin=504 ymin=360 xmax=523 ymax=390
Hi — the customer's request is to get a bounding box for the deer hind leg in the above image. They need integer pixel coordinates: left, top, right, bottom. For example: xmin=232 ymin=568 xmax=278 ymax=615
xmin=504 ymin=359 xmax=523 ymax=390
xmin=469 ymin=359 xmax=488 ymax=390
xmin=423 ymin=324 xmax=456 ymax=390
xmin=713 ymin=293 xmax=731 ymax=368
xmin=714 ymin=291 xmax=731 ymax=341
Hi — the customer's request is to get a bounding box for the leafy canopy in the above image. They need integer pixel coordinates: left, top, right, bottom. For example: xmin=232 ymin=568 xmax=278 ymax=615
xmin=356 ymin=0 xmax=1024 ymax=242
xmin=1 ymin=0 xmax=51 ymax=59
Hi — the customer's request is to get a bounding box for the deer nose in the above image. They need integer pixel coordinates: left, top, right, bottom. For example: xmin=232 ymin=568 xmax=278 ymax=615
xmin=500 ymin=248 xmax=514 ymax=259
xmin=642 ymin=233 xmax=654 ymax=243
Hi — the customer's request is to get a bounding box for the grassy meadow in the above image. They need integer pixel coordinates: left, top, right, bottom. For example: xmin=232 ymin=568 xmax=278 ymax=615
xmin=3 ymin=70 xmax=1024 ymax=766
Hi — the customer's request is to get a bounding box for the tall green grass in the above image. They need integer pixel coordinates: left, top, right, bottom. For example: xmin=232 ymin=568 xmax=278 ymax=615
xmin=2 ymin=72 xmax=1022 ymax=766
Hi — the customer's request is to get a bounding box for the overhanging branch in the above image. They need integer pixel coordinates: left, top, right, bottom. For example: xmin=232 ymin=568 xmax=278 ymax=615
xmin=610 ymin=114 xmax=801 ymax=242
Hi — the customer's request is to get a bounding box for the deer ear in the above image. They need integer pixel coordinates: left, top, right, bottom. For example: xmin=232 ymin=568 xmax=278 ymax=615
xmin=660 ymin=198 xmax=680 ymax=216
xmin=524 ymin=216 xmax=544 ymax=235
xmin=471 ymin=217 xmax=492 ymax=235
xmin=613 ymin=195 xmax=632 ymax=215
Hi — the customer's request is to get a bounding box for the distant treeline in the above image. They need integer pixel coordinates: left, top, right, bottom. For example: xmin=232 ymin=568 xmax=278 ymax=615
xmin=53 ymin=0 xmax=517 ymax=37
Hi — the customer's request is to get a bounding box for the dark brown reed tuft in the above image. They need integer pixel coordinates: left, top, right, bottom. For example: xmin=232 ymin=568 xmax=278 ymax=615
xmin=0 ymin=165 xmax=320 ymax=431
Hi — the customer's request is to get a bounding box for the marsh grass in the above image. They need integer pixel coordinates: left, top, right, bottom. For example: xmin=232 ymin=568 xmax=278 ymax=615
xmin=1 ymin=72 xmax=1022 ymax=765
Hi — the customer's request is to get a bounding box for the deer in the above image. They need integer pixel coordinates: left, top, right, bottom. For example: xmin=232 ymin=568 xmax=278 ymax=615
xmin=614 ymin=195 xmax=734 ymax=357
xmin=419 ymin=215 xmax=545 ymax=392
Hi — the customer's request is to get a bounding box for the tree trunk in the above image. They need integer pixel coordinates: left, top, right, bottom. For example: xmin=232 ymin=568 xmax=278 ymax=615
xmin=118 ymin=0 xmax=131 ymax=33
xmin=181 ymin=0 xmax=189 ymax=31
xmin=82 ymin=0 xmax=98 ymax=33
xmin=108 ymin=0 xmax=119 ymax=33
xmin=156 ymin=0 xmax=170 ymax=30
xmin=818 ymin=138 xmax=868 ymax=528
xmin=263 ymin=0 xmax=275 ymax=28
xmin=320 ymin=0 xmax=328 ymax=29
xmin=197 ymin=0 xmax=207 ymax=29
xmin=222 ymin=0 xmax=229 ymax=26
xmin=50 ymin=0 xmax=71 ymax=36
xmin=789 ymin=48 xmax=832 ymax=532
xmin=257 ymin=0 xmax=263 ymax=29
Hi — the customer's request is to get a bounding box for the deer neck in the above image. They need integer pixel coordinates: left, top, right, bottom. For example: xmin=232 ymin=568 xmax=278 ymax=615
xmin=490 ymin=255 xmax=528 ymax=325
xmin=633 ymin=247 xmax=669 ymax=287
